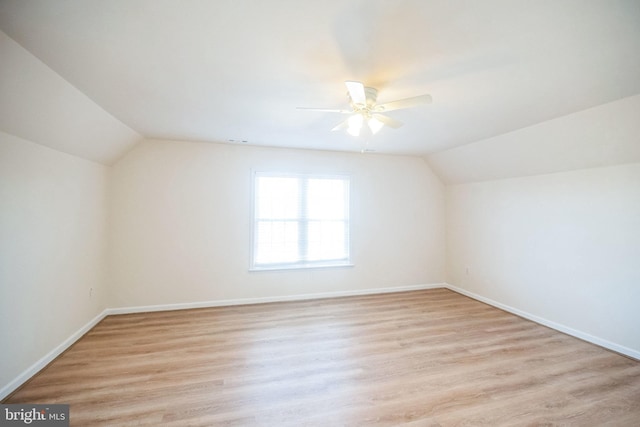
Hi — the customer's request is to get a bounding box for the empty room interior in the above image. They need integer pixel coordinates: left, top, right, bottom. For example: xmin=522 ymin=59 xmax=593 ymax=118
xmin=1 ymin=1 xmax=639 ymax=425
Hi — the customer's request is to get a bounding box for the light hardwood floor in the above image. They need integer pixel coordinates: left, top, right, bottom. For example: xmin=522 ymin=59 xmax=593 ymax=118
xmin=5 ymin=289 xmax=640 ymax=426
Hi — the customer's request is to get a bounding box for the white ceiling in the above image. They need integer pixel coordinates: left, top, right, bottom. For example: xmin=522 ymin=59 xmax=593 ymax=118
xmin=1 ymin=0 xmax=639 ymax=158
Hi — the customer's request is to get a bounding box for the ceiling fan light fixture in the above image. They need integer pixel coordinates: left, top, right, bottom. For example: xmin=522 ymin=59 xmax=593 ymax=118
xmin=368 ymin=116 xmax=384 ymax=134
xmin=298 ymin=81 xmax=431 ymax=137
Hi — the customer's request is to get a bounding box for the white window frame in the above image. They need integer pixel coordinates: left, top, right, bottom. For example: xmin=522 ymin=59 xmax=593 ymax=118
xmin=250 ymin=171 xmax=352 ymax=271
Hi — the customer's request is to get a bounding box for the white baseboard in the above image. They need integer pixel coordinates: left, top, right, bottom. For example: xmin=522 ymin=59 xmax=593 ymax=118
xmin=106 ymin=283 xmax=446 ymax=315
xmin=0 ymin=309 xmax=108 ymax=401
xmin=444 ymin=283 xmax=640 ymax=361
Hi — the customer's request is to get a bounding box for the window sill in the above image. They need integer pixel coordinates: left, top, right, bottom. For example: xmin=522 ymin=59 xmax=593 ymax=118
xmin=249 ymin=263 xmax=354 ymax=272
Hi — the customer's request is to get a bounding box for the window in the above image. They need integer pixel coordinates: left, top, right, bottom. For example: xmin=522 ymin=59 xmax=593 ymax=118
xmin=251 ymin=172 xmax=351 ymax=270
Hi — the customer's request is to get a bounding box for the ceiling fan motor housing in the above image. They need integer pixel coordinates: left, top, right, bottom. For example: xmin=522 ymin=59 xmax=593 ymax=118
xmin=349 ymin=87 xmax=378 ymax=116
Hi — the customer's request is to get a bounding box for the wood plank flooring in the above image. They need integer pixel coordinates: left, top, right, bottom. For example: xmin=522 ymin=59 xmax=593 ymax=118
xmin=5 ymin=289 xmax=640 ymax=426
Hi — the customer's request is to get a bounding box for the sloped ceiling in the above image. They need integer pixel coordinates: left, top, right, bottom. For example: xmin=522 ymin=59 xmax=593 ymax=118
xmin=0 ymin=31 xmax=140 ymax=164
xmin=428 ymin=94 xmax=640 ymax=184
xmin=0 ymin=0 xmax=639 ymax=162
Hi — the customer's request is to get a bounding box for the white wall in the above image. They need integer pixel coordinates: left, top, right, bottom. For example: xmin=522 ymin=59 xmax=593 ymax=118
xmin=108 ymin=139 xmax=446 ymax=308
xmin=446 ymin=163 xmax=640 ymax=355
xmin=0 ymin=131 xmax=109 ymax=396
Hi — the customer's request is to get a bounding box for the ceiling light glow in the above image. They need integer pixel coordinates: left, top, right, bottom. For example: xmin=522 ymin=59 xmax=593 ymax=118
xmin=368 ymin=117 xmax=384 ymax=134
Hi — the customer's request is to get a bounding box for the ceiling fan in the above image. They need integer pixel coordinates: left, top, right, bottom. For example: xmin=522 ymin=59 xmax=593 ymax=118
xmin=298 ymin=81 xmax=432 ymax=136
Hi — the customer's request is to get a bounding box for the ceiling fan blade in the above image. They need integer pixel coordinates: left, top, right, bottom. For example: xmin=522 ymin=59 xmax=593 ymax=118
xmin=345 ymin=81 xmax=366 ymax=106
xmin=297 ymin=107 xmax=352 ymax=113
xmin=373 ymin=114 xmax=403 ymax=129
xmin=375 ymin=94 xmax=432 ymax=112
xmin=331 ymin=118 xmax=351 ymax=132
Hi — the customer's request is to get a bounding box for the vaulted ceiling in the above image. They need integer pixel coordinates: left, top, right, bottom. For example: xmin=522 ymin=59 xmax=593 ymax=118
xmin=1 ymin=0 xmax=639 ymax=163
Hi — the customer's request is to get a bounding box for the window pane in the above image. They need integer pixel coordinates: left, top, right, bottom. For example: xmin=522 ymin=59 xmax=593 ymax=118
xmin=307 ymin=221 xmax=347 ymax=261
xmin=255 ymin=221 xmax=299 ymax=264
xmin=256 ymin=177 xmax=299 ymax=219
xmin=252 ymin=173 xmax=350 ymax=269
xmin=307 ymin=178 xmax=347 ymax=220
